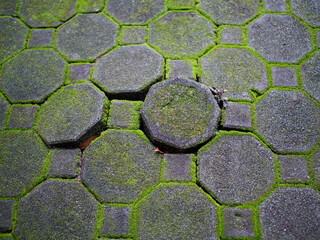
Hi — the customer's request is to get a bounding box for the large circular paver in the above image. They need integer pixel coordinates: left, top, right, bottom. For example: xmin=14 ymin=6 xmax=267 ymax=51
xmin=36 ymin=83 xmax=107 ymax=146
xmin=141 ymin=77 xmax=221 ymax=151
xmin=199 ymin=132 xmax=275 ymax=204
xmin=149 ymin=12 xmax=214 ymax=58
xmin=82 ymin=130 xmax=161 ymax=203
xmin=248 ymin=14 xmax=313 ymax=63
xmin=56 ymin=14 xmax=118 ymax=60
xmin=200 ymin=47 xmax=268 ymax=100
xmin=15 ymin=180 xmax=98 ymax=240
xmin=136 ymin=184 xmax=218 ymax=240
xmin=292 ymin=0 xmax=320 ymax=26
xmin=0 ymin=94 xmax=9 ymax=130
xmin=255 ymin=90 xmax=320 ymax=153
xmin=0 ymin=130 xmax=48 ymax=197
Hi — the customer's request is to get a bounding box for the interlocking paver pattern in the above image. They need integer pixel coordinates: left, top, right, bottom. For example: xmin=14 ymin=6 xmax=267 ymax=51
xmin=8 ymin=105 xmax=38 ymax=128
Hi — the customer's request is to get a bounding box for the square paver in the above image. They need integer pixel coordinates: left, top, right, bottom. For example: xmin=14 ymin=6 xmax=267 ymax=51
xmin=272 ymin=67 xmax=298 ymax=87
xmin=278 ymin=155 xmax=310 ymax=182
xmin=264 ymin=0 xmax=286 ymax=12
xmin=28 ymin=29 xmax=54 ymax=47
xmin=166 ymin=60 xmax=195 ymax=79
xmin=167 ymin=0 xmax=194 ymax=9
xmin=163 ymin=154 xmax=193 ymax=182
xmin=224 ymin=208 xmax=255 ymax=238
xmin=69 ymin=64 xmax=92 ymax=82
xmin=220 ymin=26 xmax=243 ymax=45
xmin=120 ymin=26 xmax=147 ymax=44
xmin=0 ymin=0 xmax=18 ymax=16
xmin=8 ymin=105 xmax=38 ymax=129
xmin=102 ymin=206 xmax=131 ymax=236
xmin=0 ymin=200 xmax=15 ymax=231
xmin=223 ymin=102 xmax=252 ymax=129
xmin=77 ymin=0 xmax=104 ymax=12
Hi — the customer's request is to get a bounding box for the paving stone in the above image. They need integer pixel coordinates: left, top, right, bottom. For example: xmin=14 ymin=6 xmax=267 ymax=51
xmin=166 ymin=60 xmax=195 ymax=79
xmin=318 ymin=31 xmax=320 ymax=48
xmin=272 ymin=66 xmax=298 ymax=87
xmin=0 ymin=130 xmax=48 ymax=197
xmin=120 ymin=26 xmax=147 ymax=44
xmin=200 ymin=47 xmax=268 ymax=100
xmin=0 ymin=200 xmax=15 ymax=231
xmin=167 ymin=0 xmax=193 ymax=8
xmin=0 ymin=49 xmax=65 ymax=102
xmin=224 ymin=208 xmax=255 ymax=238
xmin=8 ymin=105 xmax=38 ymax=129
xmin=219 ymin=26 xmax=243 ymax=45
xmin=28 ymin=29 xmax=54 ymax=47
xmin=223 ymin=102 xmax=252 ymax=129
xmin=0 ymin=0 xmax=18 ymax=15
xmin=311 ymin=148 xmax=320 ymax=189
xmin=94 ymin=45 xmax=163 ymax=98
xmin=107 ymin=0 xmax=165 ymax=24
xmin=137 ymin=184 xmax=218 ymax=240
xmin=199 ymin=133 xmax=275 ymax=204
xmin=278 ymin=155 xmax=310 ymax=182
xmin=69 ymin=64 xmax=92 ymax=82
xmin=36 ymin=83 xmax=107 ymax=147
xmin=56 ymin=14 xmax=118 ymax=60
xmin=19 ymin=0 xmax=76 ymax=27
xmin=82 ymin=130 xmax=161 ymax=203
xmin=301 ymin=52 xmax=320 ymax=102
xmin=0 ymin=17 xmax=27 ymax=64
xmin=264 ymin=0 xmax=287 ymax=12
xmin=0 ymin=95 xmax=9 ymax=130
xmin=248 ymin=14 xmax=313 ymax=63
xmin=149 ymin=12 xmax=214 ymax=58
xmin=15 ymin=179 xmax=98 ymax=240
xmin=259 ymin=187 xmax=320 ymax=239
xmin=255 ymin=90 xmax=320 ymax=153
xmin=163 ymin=154 xmax=193 ymax=181
xmin=77 ymin=0 xmax=104 ymax=12
xmin=102 ymin=206 xmax=131 ymax=235
xmin=200 ymin=0 xmax=259 ymax=24
xmin=292 ymin=0 xmax=320 ymax=26
xmin=141 ymin=77 xmax=221 ymax=151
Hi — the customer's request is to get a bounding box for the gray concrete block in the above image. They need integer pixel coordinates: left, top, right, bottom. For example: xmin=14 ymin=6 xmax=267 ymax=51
xmin=224 ymin=208 xmax=254 ymax=238
xmin=163 ymin=154 xmax=193 ymax=181
xmin=29 ymin=30 xmax=54 ymax=47
xmin=0 ymin=200 xmax=15 ymax=231
xmin=278 ymin=155 xmax=310 ymax=182
xmin=272 ymin=67 xmax=298 ymax=87
xmin=102 ymin=206 xmax=131 ymax=235
xmin=8 ymin=105 xmax=38 ymax=129
xmin=224 ymin=102 xmax=252 ymax=129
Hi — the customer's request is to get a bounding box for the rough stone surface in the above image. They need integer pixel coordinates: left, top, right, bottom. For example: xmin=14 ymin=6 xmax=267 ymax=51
xmin=0 ymin=130 xmax=48 ymax=197
xmin=201 ymin=47 xmax=268 ymax=100
xmin=311 ymin=148 xmax=320 ymax=188
xmin=120 ymin=26 xmax=147 ymax=44
xmin=167 ymin=0 xmax=193 ymax=8
xmin=318 ymin=31 xmax=320 ymax=48
xmin=0 ymin=200 xmax=15 ymax=231
xmin=28 ymin=29 xmax=54 ymax=47
xmin=102 ymin=206 xmax=131 ymax=235
xmin=82 ymin=130 xmax=161 ymax=203
xmin=141 ymin=77 xmax=221 ymax=151
xmin=149 ymin=12 xmax=214 ymax=58
xmin=0 ymin=49 xmax=65 ymax=102
xmin=15 ymin=180 xmax=98 ymax=240
xmin=248 ymin=14 xmax=313 ymax=63
xmin=77 ymin=0 xmax=104 ymax=12
xmin=94 ymin=45 xmax=163 ymax=98
xmin=0 ymin=0 xmax=18 ymax=15
xmin=137 ymin=184 xmax=218 ymax=240
xmin=224 ymin=102 xmax=252 ymax=129
xmin=69 ymin=64 xmax=92 ymax=82
xmin=199 ymin=133 xmax=275 ymax=204
xmin=56 ymin=14 xmax=118 ymax=60
xmin=0 ymin=95 xmax=9 ymax=130
xmin=224 ymin=208 xmax=254 ymax=238
xmin=292 ymin=0 xmax=320 ymax=26
xmin=36 ymin=83 xmax=107 ymax=147
xmin=255 ymin=90 xmax=320 ymax=153
xmin=167 ymin=60 xmax=195 ymax=79
xmin=163 ymin=154 xmax=193 ymax=181
xmin=220 ymin=26 xmax=243 ymax=45
xmin=264 ymin=0 xmax=286 ymax=12
xmin=8 ymin=105 xmax=38 ymax=129
xmin=260 ymin=187 xmax=320 ymax=239
xmin=272 ymin=67 xmax=298 ymax=87
xmin=278 ymin=155 xmax=310 ymax=182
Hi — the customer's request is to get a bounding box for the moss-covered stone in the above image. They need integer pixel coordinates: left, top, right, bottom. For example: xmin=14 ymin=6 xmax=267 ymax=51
xmin=264 ymin=0 xmax=286 ymax=12
xmin=102 ymin=206 xmax=131 ymax=235
xmin=219 ymin=26 xmax=243 ymax=45
xmin=69 ymin=64 xmax=92 ymax=82
xmin=0 ymin=200 xmax=15 ymax=231
xmin=163 ymin=154 xmax=193 ymax=181
xmin=77 ymin=0 xmax=104 ymax=12
xmin=292 ymin=0 xmax=320 ymax=26
xmin=120 ymin=26 xmax=147 ymax=44
xmin=0 ymin=0 xmax=18 ymax=15
xmin=166 ymin=59 xmax=195 ymax=79
xmin=224 ymin=208 xmax=254 ymax=238
xmin=311 ymin=148 xmax=320 ymax=188
xmin=28 ymin=29 xmax=54 ymax=47
xmin=167 ymin=0 xmax=194 ymax=9
xmin=0 ymin=94 xmax=9 ymax=130
xmin=8 ymin=105 xmax=38 ymax=129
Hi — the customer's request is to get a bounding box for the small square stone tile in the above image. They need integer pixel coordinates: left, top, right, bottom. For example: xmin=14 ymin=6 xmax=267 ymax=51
xmin=102 ymin=206 xmax=131 ymax=235
xmin=272 ymin=67 xmax=298 ymax=87
xmin=120 ymin=26 xmax=147 ymax=44
xmin=8 ymin=105 xmax=38 ymax=129
xmin=0 ymin=0 xmax=18 ymax=16
xmin=69 ymin=64 xmax=92 ymax=82
xmin=28 ymin=29 xmax=54 ymax=47
xmin=167 ymin=0 xmax=194 ymax=9
xmin=220 ymin=26 xmax=243 ymax=45
xmin=317 ymin=31 xmax=320 ymax=49
xmin=77 ymin=0 xmax=104 ymax=12
xmin=0 ymin=200 xmax=15 ymax=231
xmin=166 ymin=60 xmax=195 ymax=79
xmin=278 ymin=155 xmax=310 ymax=182
xmin=224 ymin=102 xmax=252 ymax=129
xmin=163 ymin=154 xmax=193 ymax=181
xmin=224 ymin=208 xmax=255 ymax=238
xmin=264 ymin=0 xmax=286 ymax=12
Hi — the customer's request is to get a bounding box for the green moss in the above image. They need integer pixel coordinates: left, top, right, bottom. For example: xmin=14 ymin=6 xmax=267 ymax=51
xmin=119 ymin=26 xmax=147 ymax=44
xmin=77 ymin=0 xmax=104 ymax=13
xmin=167 ymin=0 xmax=194 ymax=9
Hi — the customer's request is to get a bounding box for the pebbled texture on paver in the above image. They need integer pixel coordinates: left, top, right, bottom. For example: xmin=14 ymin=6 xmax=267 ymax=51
xmin=166 ymin=60 xmax=195 ymax=79
xmin=311 ymin=148 xmax=320 ymax=188
xmin=292 ymin=0 xmax=320 ymax=26
xmin=36 ymin=83 xmax=107 ymax=147
xmin=0 ymin=130 xmax=48 ymax=197
xmin=15 ymin=179 xmax=98 ymax=240
xmin=224 ymin=208 xmax=255 ymax=238
xmin=0 ymin=0 xmax=18 ymax=15
xmin=56 ymin=14 xmax=118 ymax=60
xmin=201 ymin=47 xmax=268 ymax=100
xmin=0 ymin=49 xmax=65 ymax=102
xmin=141 ymin=77 xmax=221 ymax=151
xmin=149 ymin=12 xmax=214 ymax=58
xmin=278 ymin=155 xmax=310 ymax=182
xmin=272 ymin=66 xmax=298 ymax=87
xmin=120 ymin=26 xmax=147 ymax=44
xmin=94 ymin=45 xmax=163 ymax=98
xmin=219 ymin=26 xmax=243 ymax=45
xmin=167 ymin=0 xmax=193 ymax=9
xmin=77 ymin=0 xmax=104 ymax=13
xmin=264 ymin=0 xmax=286 ymax=12
xmin=163 ymin=154 xmax=193 ymax=181
xmin=82 ymin=130 xmax=161 ymax=203
xmin=223 ymin=102 xmax=252 ymax=129
xmin=0 ymin=200 xmax=15 ymax=231
xmin=0 ymin=94 xmax=9 ymax=130
xmin=8 ymin=105 xmax=38 ymax=129
xmin=102 ymin=206 xmax=131 ymax=235
xmin=260 ymin=187 xmax=320 ymax=239
xmin=248 ymin=14 xmax=313 ymax=63
xmin=255 ymin=90 xmax=320 ymax=153
xmin=69 ymin=64 xmax=92 ymax=82
xmin=199 ymin=132 xmax=275 ymax=204
xmin=28 ymin=29 xmax=54 ymax=47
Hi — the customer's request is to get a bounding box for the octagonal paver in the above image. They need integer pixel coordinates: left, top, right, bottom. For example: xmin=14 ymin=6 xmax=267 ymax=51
xmin=149 ymin=12 xmax=214 ymax=58
xmin=260 ymin=187 xmax=320 ymax=239
xmin=19 ymin=0 xmax=76 ymax=27
xmin=248 ymin=14 xmax=313 ymax=63
xmin=199 ymin=133 xmax=275 ymax=204
xmin=94 ymin=45 xmax=163 ymax=98
xmin=15 ymin=179 xmax=98 ymax=240
xmin=136 ymin=184 xmax=218 ymax=240
xmin=0 ymin=94 xmax=9 ymax=130
xmin=292 ymin=0 xmax=320 ymax=27
xmin=200 ymin=0 xmax=259 ymax=24
xmin=0 ymin=130 xmax=48 ymax=197
xmin=255 ymin=90 xmax=320 ymax=153
xmin=0 ymin=49 xmax=65 ymax=102
xmin=200 ymin=47 xmax=268 ymax=100
xmin=0 ymin=17 xmax=28 ymax=64
xmin=141 ymin=77 xmax=221 ymax=151
xmin=82 ymin=130 xmax=161 ymax=203
xmin=56 ymin=14 xmax=118 ymax=60
xmin=107 ymin=0 xmax=165 ymax=24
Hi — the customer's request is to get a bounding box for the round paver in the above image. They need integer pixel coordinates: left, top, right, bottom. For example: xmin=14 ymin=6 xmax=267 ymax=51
xmin=56 ymin=14 xmax=118 ymax=60
xmin=149 ymin=12 xmax=214 ymax=58
xmin=0 ymin=130 xmax=48 ymax=197
xmin=200 ymin=47 xmax=268 ymax=100
xmin=199 ymin=132 xmax=275 ymax=204
xmin=15 ymin=180 xmax=98 ymax=240
xmin=0 ymin=17 xmax=28 ymax=64
xmin=141 ymin=77 xmax=221 ymax=151
xmin=36 ymin=83 xmax=107 ymax=146
xmin=248 ymin=14 xmax=313 ymax=63
xmin=260 ymin=187 xmax=320 ymax=239
xmin=94 ymin=45 xmax=163 ymax=97
xmin=0 ymin=49 xmax=65 ymax=102
xmin=200 ymin=0 xmax=259 ymax=24
xmin=137 ymin=184 xmax=218 ymax=240
xmin=311 ymin=148 xmax=320 ymax=189
xmin=82 ymin=130 xmax=161 ymax=203
xmin=292 ymin=0 xmax=320 ymax=26
xmin=255 ymin=90 xmax=320 ymax=153
xmin=0 ymin=94 xmax=9 ymax=130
